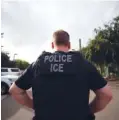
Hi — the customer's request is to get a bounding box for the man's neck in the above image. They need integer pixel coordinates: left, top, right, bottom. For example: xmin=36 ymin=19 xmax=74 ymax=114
xmin=54 ymin=46 xmax=69 ymax=52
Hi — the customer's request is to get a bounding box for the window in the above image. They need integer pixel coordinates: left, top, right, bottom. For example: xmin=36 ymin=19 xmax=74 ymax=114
xmin=1 ymin=69 xmax=8 ymax=72
xmin=11 ymin=68 xmax=19 ymax=72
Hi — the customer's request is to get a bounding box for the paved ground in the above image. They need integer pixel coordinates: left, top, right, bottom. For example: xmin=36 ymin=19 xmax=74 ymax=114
xmin=1 ymin=81 xmax=119 ymax=120
xmin=1 ymin=95 xmax=8 ymax=100
xmin=1 ymin=96 xmax=33 ymax=120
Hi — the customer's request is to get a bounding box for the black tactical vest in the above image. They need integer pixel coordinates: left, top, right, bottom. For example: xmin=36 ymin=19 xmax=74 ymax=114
xmin=32 ymin=51 xmax=95 ymax=120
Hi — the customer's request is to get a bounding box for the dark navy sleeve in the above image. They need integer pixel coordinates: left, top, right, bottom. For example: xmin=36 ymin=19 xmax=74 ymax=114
xmin=88 ymin=63 xmax=107 ymax=91
xmin=15 ymin=63 xmax=35 ymax=90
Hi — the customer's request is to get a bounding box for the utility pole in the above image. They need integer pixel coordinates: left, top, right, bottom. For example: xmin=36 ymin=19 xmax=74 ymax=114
xmin=1 ymin=46 xmax=4 ymax=51
xmin=13 ymin=53 xmax=18 ymax=61
xmin=1 ymin=33 xmax=4 ymax=51
xmin=1 ymin=33 xmax=4 ymax=38
xmin=79 ymin=39 xmax=81 ymax=51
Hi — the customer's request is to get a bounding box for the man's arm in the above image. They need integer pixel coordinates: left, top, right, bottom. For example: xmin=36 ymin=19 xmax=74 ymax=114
xmin=90 ymin=84 xmax=113 ymax=113
xmin=88 ymin=62 xmax=113 ymax=114
xmin=9 ymin=83 xmax=33 ymax=109
xmin=9 ymin=63 xmax=35 ymax=109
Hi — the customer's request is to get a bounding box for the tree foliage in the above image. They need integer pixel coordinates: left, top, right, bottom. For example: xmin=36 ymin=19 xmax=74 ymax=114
xmin=1 ymin=52 xmax=10 ymax=67
xmin=82 ymin=16 xmax=119 ymax=66
xmin=81 ymin=16 xmax=119 ymax=75
xmin=15 ymin=59 xmax=29 ymax=70
xmin=1 ymin=52 xmax=29 ymax=70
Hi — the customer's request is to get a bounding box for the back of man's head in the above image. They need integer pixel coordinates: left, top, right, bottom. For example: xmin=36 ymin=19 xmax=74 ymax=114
xmin=52 ymin=30 xmax=70 ymax=50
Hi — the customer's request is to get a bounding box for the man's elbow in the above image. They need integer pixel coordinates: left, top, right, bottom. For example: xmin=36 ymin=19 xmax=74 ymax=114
xmin=9 ymin=87 xmax=14 ymax=95
xmin=106 ymin=92 xmax=113 ymax=102
xmin=9 ymin=83 xmax=18 ymax=95
xmin=97 ymin=84 xmax=113 ymax=102
xmin=100 ymin=92 xmax=113 ymax=107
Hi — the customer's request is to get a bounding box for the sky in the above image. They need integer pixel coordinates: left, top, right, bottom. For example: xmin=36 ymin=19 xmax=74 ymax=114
xmin=1 ymin=0 xmax=119 ymax=63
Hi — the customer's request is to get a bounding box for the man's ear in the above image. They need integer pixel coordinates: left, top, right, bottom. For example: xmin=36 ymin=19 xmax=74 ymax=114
xmin=51 ymin=42 xmax=54 ymax=49
xmin=68 ymin=42 xmax=71 ymax=49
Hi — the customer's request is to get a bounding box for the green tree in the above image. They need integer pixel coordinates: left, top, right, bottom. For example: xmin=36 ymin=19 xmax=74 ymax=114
xmin=94 ymin=16 xmax=119 ymax=64
xmin=94 ymin=16 xmax=119 ymax=43
xmin=1 ymin=52 xmax=10 ymax=67
xmin=81 ymin=16 xmax=119 ymax=75
xmin=15 ymin=59 xmax=30 ymax=70
xmin=1 ymin=52 xmax=30 ymax=69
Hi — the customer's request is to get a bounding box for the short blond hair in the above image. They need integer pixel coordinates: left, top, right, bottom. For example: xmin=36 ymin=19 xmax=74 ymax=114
xmin=53 ymin=30 xmax=70 ymax=46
